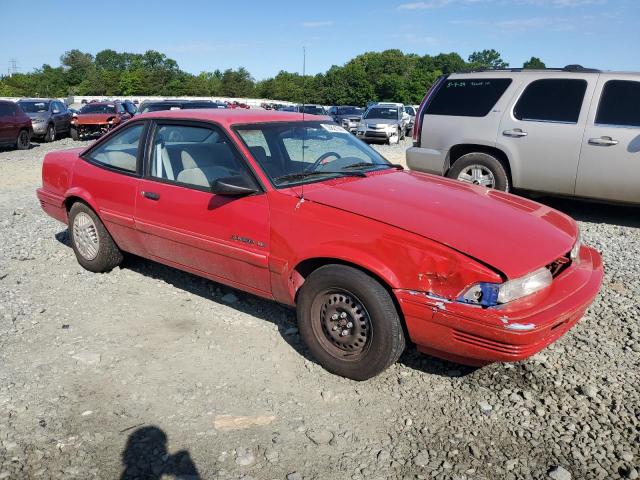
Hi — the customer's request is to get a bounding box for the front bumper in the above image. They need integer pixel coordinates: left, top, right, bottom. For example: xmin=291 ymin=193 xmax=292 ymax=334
xmin=356 ymin=128 xmax=395 ymax=141
xmin=31 ymin=122 xmax=48 ymax=136
xmin=395 ymin=246 xmax=603 ymax=366
xmin=73 ymin=123 xmax=115 ymax=138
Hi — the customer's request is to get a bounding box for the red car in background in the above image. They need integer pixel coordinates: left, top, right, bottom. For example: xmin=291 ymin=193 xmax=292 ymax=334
xmin=0 ymin=100 xmax=32 ymax=150
xmin=36 ymin=109 xmax=603 ymax=379
xmin=71 ymin=101 xmax=131 ymax=140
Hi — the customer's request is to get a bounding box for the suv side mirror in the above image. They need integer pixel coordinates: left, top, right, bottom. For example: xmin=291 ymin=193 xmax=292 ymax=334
xmin=212 ymin=175 xmax=259 ymax=196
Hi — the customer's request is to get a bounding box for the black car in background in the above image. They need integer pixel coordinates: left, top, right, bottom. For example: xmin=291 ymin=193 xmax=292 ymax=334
xmin=138 ymin=100 xmax=227 ymax=113
xmin=121 ymin=100 xmax=138 ymax=116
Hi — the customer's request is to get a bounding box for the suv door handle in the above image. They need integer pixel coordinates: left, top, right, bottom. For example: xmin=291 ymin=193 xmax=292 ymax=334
xmin=588 ymin=136 xmax=619 ymax=146
xmin=141 ymin=191 xmax=160 ymax=200
xmin=503 ymin=129 xmax=528 ymax=138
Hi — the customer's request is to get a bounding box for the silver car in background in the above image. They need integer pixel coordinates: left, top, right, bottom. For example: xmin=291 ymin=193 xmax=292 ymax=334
xmin=16 ymin=98 xmax=71 ymax=142
xmin=407 ymin=66 xmax=640 ymax=204
xmin=356 ymin=103 xmax=410 ymax=144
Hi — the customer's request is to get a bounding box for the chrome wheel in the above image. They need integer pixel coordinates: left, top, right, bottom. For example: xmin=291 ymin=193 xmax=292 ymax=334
xmin=72 ymin=212 xmax=99 ymax=260
xmin=456 ymin=165 xmax=496 ymax=188
xmin=311 ymin=289 xmax=372 ymax=359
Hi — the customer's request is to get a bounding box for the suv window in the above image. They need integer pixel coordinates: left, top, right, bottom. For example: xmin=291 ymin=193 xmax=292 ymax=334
xmin=150 ymin=124 xmax=245 ymax=189
xmin=595 ymin=80 xmax=640 ymax=128
xmin=426 ymin=78 xmax=512 ymax=117
xmin=514 ymin=79 xmax=587 ymax=124
xmin=86 ymin=123 xmax=144 ymax=173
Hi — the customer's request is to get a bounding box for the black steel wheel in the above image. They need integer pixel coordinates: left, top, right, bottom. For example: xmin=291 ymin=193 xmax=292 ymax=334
xmin=16 ymin=129 xmax=30 ymax=150
xmin=297 ymin=264 xmax=405 ymax=380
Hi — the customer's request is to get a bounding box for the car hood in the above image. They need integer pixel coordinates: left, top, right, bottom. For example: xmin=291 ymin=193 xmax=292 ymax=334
xmin=25 ymin=112 xmax=49 ymax=121
xmin=75 ymin=113 xmax=116 ymax=124
xmin=303 ymin=171 xmax=578 ymax=279
xmin=362 ymin=117 xmax=399 ymax=126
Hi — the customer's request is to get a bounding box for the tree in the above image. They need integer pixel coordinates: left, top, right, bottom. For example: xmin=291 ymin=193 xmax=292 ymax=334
xmin=523 ymin=57 xmax=546 ymax=69
xmin=468 ymin=49 xmax=509 ymax=69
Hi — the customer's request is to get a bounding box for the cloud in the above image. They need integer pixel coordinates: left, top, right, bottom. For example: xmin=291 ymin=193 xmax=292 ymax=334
xmin=301 ymin=20 xmax=334 ymax=28
xmin=398 ymin=0 xmax=605 ymax=8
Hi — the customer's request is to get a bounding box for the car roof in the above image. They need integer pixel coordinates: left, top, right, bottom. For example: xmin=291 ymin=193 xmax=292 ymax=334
xmin=449 ymin=69 xmax=640 ymax=79
xmin=135 ymin=108 xmax=328 ymax=126
xmin=18 ymin=98 xmax=54 ymax=102
xmin=84 ymin=101 xmax=118 ymax=106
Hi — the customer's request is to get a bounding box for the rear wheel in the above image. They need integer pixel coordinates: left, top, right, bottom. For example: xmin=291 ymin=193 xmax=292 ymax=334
xmin=447 ymin=152 xmax=510 ymax=192
xmin=15 ymin=129 xmax=30 ymax=150
xmin=297 ymin=265 xmax=405 ymax=380
xmin=70 ymin=128 xmax=79 ymax=141
xmin=68 ymin=202 xmax=123 ymax=273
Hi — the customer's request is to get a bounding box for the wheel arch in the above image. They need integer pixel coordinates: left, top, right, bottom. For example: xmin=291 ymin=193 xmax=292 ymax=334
xmin=63 ymin=190 xmax=99 ymax=215
xmin=291 ymin=257 xmax=409 ymax=337
xmin=446 ymin=144 xmax=512 ymax=184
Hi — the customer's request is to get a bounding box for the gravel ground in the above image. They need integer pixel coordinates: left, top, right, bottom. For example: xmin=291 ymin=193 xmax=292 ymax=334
xmin=0 ymin=137 xmax=638 ymax=480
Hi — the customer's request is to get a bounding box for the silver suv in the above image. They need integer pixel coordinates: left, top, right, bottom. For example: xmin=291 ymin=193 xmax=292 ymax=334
xmin=407 ymin=66 xmax=640 ymax=204
xmin=357 ymin=103 xmax=410 ymax=144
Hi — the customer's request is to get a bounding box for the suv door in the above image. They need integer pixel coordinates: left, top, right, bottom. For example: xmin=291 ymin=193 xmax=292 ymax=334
xmin=575 ymin=76 xmax=640 ymax=203
xmin=497 ymin=75 xmax=598 ymax=195
xmin=135 ymin=121 xmax=271 ymax=295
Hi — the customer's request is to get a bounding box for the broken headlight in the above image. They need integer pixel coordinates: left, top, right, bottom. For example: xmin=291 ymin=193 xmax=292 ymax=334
xmin=458 ymin=267 xmax=552 ymax=307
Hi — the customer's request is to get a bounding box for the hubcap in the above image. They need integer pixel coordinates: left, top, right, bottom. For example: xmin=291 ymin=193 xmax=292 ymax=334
xmin=73 ymin=212 xmax=99 ymax=260
xmin=313 ymin=289 xmax=371 ymax=358
xmin=48 ymin=126 xmax=55 ymax=141
xmin=457 ymin=165 xmax=496 ymax=188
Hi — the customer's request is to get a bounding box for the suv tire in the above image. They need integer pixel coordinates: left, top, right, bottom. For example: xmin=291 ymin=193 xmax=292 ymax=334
xmin=44 ymin=124 xmax=55 ymax=143
xmin=296 ymin=264 xmax=406 ymax=380
xmin=16 ymin=129 xmax=30 ymax=150
xmin=447 ymin=152 xmax=510 ymax=192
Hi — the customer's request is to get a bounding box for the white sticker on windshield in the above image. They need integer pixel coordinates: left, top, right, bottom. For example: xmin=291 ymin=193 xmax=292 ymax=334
xmin=321 ymin=124 xmax=348 ymax=134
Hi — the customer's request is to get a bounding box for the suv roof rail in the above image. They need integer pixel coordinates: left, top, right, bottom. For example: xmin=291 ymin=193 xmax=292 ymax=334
xmin=456 ymin=65 xmax=601 ymax=74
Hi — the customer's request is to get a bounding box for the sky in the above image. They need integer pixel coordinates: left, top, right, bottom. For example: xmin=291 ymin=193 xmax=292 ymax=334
xmin=1 ymin=0 xmax=638 ymax=79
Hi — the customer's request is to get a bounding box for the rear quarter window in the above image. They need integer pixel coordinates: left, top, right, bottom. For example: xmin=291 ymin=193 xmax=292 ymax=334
xmin=425 ymin=78 xmax=512 ymax=117
xmin=595 ymin=80 xmax=640 ymax=128
xmin=514 ymin=79 xmax=587 ymax=124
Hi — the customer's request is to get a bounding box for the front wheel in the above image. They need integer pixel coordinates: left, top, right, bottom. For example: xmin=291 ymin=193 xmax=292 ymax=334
xmin=68 ymin=202 xmax=123 ymax=273
xmin=70 ymin=128 xmax=79 ymax=141
xmin=447 ymin=152 xmax=510 ymax=192
xmin=388 ymin=129 xmax=400 ymax=145
xmin=297 ymin=265 xmax=406 ymax=380
xmin=44 ymin=124 xmax=55 ymax=143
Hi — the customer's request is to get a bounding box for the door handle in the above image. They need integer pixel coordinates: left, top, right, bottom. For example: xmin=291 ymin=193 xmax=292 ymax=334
xmin=588 ymin=136 xmax=619 ymax=146
xmin=141 ymin=191 xmax=160 ymax=200
xmin=503 ymin=129 xmax=528 ymax=138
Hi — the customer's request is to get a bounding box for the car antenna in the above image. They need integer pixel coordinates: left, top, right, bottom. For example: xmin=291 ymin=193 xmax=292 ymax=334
xmin=297 ymin=46 xmax=307 ymax=208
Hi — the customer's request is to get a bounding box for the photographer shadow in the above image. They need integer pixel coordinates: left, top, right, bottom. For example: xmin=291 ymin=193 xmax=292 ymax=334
xmin=120 ymin=426 xmax=200 ymax=480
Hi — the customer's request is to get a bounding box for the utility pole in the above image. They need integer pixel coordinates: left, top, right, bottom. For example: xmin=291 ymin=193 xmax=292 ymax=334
xmin=8 ymin=59 xmax=18 ymax=77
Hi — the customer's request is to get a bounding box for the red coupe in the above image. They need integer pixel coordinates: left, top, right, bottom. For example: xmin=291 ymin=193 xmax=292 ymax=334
xmin=36 ymin=110 xmax=603 ymax=379
xmin=71 ymin=101 xmax=131 ymax=140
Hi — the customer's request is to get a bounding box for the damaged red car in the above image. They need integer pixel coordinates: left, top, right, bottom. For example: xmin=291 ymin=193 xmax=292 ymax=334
xmin=36 ymin=110 xmax=603 ymax=380
xmin=71 ymin=101 xmax=131 ymax=140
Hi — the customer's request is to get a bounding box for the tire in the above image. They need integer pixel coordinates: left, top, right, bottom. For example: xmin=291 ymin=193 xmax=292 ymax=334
xmin=296 ymin=265 xmax=406 ymax=380
xmin=15 ymin=129 xmax=30 ymax=150
xmin=447 ymin=152 xmax=510 ymax=192
xmin=68 ymin=202 xmax=123 ymax=273
xmin=71 ymin=128 xmax=79 ymax=141
xmin=399 ymin=127 xmax=406 ymax=141
xmin=44 ymin=124 xmax=55 ymax=143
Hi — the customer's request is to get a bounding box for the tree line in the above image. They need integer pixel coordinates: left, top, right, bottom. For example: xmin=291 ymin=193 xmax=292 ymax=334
xmin=0 ymin=48 xmax=546 ymax=105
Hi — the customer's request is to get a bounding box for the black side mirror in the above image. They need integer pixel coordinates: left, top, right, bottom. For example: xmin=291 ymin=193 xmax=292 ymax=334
xmin=212 ymin=175 xmax=259 ymax=196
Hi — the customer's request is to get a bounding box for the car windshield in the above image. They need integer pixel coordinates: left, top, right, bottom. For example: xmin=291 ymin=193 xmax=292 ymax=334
xmin=337 ymin=106 xmax=362 ymax=115
xmin=364 ymin=107 xmax=398 ymax=120
xmin=18 ymin=101 xmax=50 ymax=113
xmin=236 ymin=121 xmax=392 ymax=187
xmin=81 ymin=104 xmax=116 ymax=114
xmin=300 ymin=105 xmax=325 ymax=115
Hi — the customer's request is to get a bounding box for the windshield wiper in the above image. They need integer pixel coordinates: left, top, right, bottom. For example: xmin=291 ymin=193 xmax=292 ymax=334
xmin=275 ymin=170 xmax=366 ymax=183
xmin=341 ymin=162 xmax=404 ymax=171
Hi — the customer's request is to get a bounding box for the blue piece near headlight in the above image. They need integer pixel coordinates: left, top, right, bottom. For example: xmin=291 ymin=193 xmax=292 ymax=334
xmin=457 ymin=282 xmax=500 ymax=307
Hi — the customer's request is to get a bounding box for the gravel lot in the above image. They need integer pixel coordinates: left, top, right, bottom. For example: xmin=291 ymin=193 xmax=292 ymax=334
xmin=0 ymin=137 xmax=638 ymax=480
